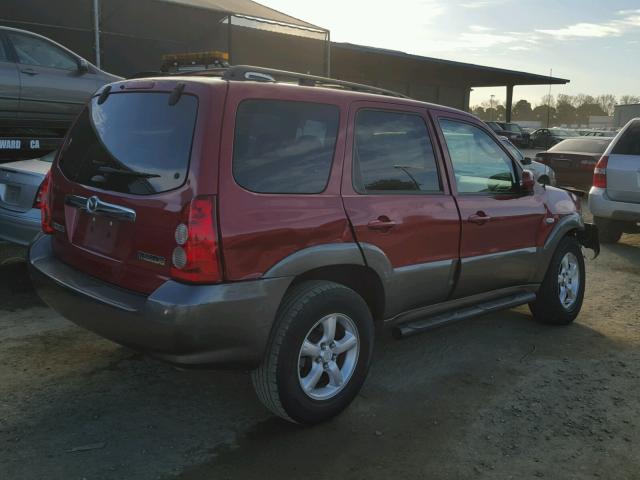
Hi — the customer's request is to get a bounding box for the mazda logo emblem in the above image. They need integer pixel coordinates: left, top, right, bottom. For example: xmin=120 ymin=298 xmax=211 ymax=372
xmin=86 ymin=196 xmax=99 ymax=214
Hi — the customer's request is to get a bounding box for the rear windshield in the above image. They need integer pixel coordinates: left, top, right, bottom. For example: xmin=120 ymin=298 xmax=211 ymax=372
xmin=59 ymin=92 xmax=198 ymax=195
xmin=549 ymin=138 xmax=611 ymax=154
xmin=612 ymin=121 xmax=640 ymax=155
xmin=233 ymin=100 xmax=339 ymax=194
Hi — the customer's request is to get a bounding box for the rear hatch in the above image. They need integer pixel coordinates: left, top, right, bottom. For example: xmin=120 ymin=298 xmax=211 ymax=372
xmin=49 ymin=79 xmax=222 ymax=294
xmin=606 ymin=121 xmax=640 ymax=204
xmin=0 ymin=152 xmax=53 ymax=213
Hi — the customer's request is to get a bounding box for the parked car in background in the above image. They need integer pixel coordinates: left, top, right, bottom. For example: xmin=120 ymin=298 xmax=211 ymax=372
xmin=29 ymin=66 xmax=598 ymax=425
xmin=0 ymin=26 xmax=121 ymax=137
xmin=534 ymin=137 xmax=613 ymax=193
xmin=589 ymin=118 xmax=640 ymax=243
xmin=499 ymin=137 xmax=556 ymax=185
xmin=497 ymin=122 xmax=530 ymax=147
xmin=583 ymin=130 xmax=615 ymax=137
xmin=485 ymin=121 xmax=529 ymax=146
xmin=0 ymin=150 xmax=54 ymax=245
xmin=530 ymin=128 xmax=579 ymax=149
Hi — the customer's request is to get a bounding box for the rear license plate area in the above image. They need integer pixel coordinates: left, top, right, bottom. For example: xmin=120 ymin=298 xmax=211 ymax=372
xmin=73 ymin=214 xmax=125 ymax=257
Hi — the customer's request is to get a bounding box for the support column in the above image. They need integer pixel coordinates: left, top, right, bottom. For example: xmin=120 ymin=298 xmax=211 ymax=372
xmin=93 ymin=0 xmax=101 ymax=68
xmin=506 ymin=84 xmax=514 ymax=122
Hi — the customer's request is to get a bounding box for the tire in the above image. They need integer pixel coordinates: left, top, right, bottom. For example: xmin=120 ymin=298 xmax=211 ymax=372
xmin=594 ymin=216 xmax=623 ymax=244
xmin=530 ymin=236 xmax=585 ymax=325
xmin=251 ymin=281 xmax=374 ymax=425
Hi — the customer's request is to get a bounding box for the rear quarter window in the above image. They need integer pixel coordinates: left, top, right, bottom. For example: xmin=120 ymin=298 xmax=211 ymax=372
xmin=232 ymin=100 xmax=339 ymax=194
xmin=612 ymin=121 xmax=640 ymax=155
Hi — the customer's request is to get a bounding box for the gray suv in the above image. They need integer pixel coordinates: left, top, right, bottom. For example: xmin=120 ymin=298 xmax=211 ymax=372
xmin=589 ymin=118 xmax=640 ymax=243
xmin=0 ymin=26 xmax=120 ymax=134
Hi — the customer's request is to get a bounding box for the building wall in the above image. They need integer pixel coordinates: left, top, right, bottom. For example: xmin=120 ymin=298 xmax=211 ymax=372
xmin=614 ymin=104 xmax=640 ymax=128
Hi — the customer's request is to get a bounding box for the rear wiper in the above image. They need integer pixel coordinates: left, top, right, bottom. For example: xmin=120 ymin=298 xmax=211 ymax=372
xmin=97 ymin=166 xmax=161 ymax=178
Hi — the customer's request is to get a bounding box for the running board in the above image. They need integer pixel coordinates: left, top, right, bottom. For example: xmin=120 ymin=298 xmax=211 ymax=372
xmin=393 ymin=292 xmax=536 ymax=339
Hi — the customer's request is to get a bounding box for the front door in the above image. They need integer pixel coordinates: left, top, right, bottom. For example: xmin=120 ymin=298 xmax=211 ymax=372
xmin=432 ymin=111 xmax=547 ymax=298
xmin=6 ymin=31 xmax=100 ymax=129
xmin=342 ymin=102 xmax=461 ymax=317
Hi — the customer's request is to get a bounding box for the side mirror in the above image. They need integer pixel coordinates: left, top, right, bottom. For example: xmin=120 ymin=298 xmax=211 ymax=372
xmin=520 ymin=169 xmax=535 ymax=194
xmin=521 ymin=157 xmax=532 ymax=165
xmin=77 ymin=58 xmax=89 ymax=74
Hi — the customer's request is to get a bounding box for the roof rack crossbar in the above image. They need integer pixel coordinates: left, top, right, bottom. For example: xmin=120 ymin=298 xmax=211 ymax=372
xmin=180 ymin=65 xmax=409 ymax=98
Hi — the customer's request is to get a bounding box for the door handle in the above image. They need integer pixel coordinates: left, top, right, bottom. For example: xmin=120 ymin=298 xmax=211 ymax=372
xmin=469 ymin=212 xmax=492 ymax=225
xmin=367 ymin=217 xmax=396 ymax=231
xmin=21 ymin=68 xmax=38 ymax=76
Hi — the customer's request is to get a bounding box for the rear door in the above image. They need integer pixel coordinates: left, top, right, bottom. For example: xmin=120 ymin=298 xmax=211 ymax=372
xmin=49 ymin=82 xmax=222 ymax=294
xmin=432 ymin=111 xmax=546 ymax=298
xmin=0 ymin=33 xmax=20 ymax=125
xmin=606 ymin=120 xmax=640 ymax=204
xmin=6 ymin=31 xmax=101 ymax=128
xmin=342 ymin=102 xmax=460 ymax=316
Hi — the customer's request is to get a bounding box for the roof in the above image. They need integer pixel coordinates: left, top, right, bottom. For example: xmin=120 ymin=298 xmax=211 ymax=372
xmin=156 ymin=0 xmax=325 ymax=30
xmin=334 ymin=43 xmax=570 ymax=87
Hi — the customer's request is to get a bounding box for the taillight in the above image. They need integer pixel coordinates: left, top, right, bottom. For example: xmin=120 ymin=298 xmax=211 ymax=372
xmin=38 ymin=170 xmax=54 ymax=234
xmin=593 ymin=155 xmax=608 ymax=188
xmin=170 ymin=196 xmax=222 ymax=284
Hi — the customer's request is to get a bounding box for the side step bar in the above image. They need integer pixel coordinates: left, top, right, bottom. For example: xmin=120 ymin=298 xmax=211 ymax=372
xmin=393 ymin=292 xmax=536 ymax=339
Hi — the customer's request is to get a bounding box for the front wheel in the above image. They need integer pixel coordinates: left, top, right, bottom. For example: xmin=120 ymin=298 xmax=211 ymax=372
xmin=252 ymin=281 xmax=374 ymax=425
xmin=530 ymin=236 xmax=585 ymax=325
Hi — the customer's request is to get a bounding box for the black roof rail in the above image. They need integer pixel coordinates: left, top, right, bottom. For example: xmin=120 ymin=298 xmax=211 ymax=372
xmin=179 ymin=65 xmax=410 ymax=99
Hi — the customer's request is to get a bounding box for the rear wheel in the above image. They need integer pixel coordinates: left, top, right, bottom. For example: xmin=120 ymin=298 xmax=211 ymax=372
xmin=594 ymin=216 xmax=623 ymax=244
xmin=252 ymin=281 xmax=374 ymax=425
xmin=530 ymin=236 xmax=585 ymax=325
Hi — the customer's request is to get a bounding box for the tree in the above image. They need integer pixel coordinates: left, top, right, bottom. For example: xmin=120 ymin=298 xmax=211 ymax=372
xmin=512 ymin=100 xmax=533 ymax=121
xmin=556 ymin=95 xmax=577 ymax=126
xmin=533 ymin=105 xmax=555 ymax=127
xmin=471 ymin=106 xmax=486 ymax=119
xmin=595 ymin=94 xmax=617 ymax=116
xmin=576 ymin=102 xmax=607 ymax=125
xmin=619 ymin=95 xmax=640 ymax=105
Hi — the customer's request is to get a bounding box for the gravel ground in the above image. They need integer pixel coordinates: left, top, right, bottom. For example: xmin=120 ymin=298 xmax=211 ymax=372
xmin=1 ymin=230 xmax=639 ymax=480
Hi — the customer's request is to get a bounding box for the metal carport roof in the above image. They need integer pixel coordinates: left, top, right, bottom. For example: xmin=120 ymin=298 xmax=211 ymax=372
xmin=156 ymin=0 xmax=326 ymax=30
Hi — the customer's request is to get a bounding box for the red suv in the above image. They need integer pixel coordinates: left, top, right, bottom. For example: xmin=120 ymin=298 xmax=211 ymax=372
xmin=29 ymin=66 xmax=599 ymax=425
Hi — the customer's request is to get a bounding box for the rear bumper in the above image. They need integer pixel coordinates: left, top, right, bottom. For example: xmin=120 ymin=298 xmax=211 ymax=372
xmin=28 ymin=235 xmax=292 ymax=368
xmin=588 ymin=187 xmax=640 ymax=222
xmin=0 ymin=208 xmax=40 ymax=246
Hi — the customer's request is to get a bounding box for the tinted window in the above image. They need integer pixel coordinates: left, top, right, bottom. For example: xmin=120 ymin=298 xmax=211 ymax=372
xmin=612 ymin=121 xmax=640 ymax=155
xmin=353 ymin=110 xmax=441 ymax=193
xmin=233 ymin=100 xmax=339 ymax=194
xmin=549 ymin=138 xmax=611 ymax=154
xmin=60 ymin=92 xmax=198 ymax=195
xmin=440 ymin=119 xmax=516 ymax=194
xmin=8 ymin=32 xmax=77 ymax=70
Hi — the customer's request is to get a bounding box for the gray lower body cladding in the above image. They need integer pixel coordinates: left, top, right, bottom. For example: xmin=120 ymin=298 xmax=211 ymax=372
xmin=28 ymin=235 xmax=292 ymax=368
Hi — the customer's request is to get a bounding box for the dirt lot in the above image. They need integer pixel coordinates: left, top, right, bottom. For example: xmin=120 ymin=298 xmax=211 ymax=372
xmin=1 ymin=231 xmax=639 ymax=480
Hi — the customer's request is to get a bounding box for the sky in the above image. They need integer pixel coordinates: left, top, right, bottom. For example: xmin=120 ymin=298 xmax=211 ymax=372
xmin=259 ymin=0 xmax=640 ymax=107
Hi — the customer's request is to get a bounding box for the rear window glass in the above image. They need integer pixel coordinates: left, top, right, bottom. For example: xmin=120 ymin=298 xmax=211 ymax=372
xmin=549 ymin=138 xmax=611 ymax=154
xmin=612 ymin=121 xmax=640 ymax=155
xmin=60 ymin=92 xmax=197 ymax=195
xmin=233 ymin=100 xmax=339 ymax=194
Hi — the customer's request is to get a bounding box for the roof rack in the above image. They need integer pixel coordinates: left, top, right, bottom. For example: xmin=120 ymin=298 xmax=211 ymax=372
xmin=181 ymin=65 xmax=410 ymax=99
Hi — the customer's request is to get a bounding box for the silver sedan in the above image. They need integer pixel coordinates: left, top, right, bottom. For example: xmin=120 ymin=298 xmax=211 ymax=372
xmin=0 ymin=150 xmax=54 ymax=245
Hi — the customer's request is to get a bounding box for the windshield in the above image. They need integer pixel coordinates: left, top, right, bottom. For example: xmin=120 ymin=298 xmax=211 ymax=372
xmin=59 ymin=92 xmax=198 ymax=195
xmin=501 ymin=139 xmax=524 ymax=160
xmin=503 ymin=123 xmax=523 ymax=134
xmin=549 ymin=138 xmax=611 ymax=154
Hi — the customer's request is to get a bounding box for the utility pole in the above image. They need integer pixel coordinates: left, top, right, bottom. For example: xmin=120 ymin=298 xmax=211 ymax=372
xmin=490 ymin=94 xmax=495 ymax=121
xmin=93 ymin=0 xmax=101 ymax=68
xmin=546 ymin=68 xmax=552 ymax=128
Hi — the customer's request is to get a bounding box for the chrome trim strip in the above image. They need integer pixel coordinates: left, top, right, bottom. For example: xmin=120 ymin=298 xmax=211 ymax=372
xmin=65 ymin=194 xmax=136 ymax=223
